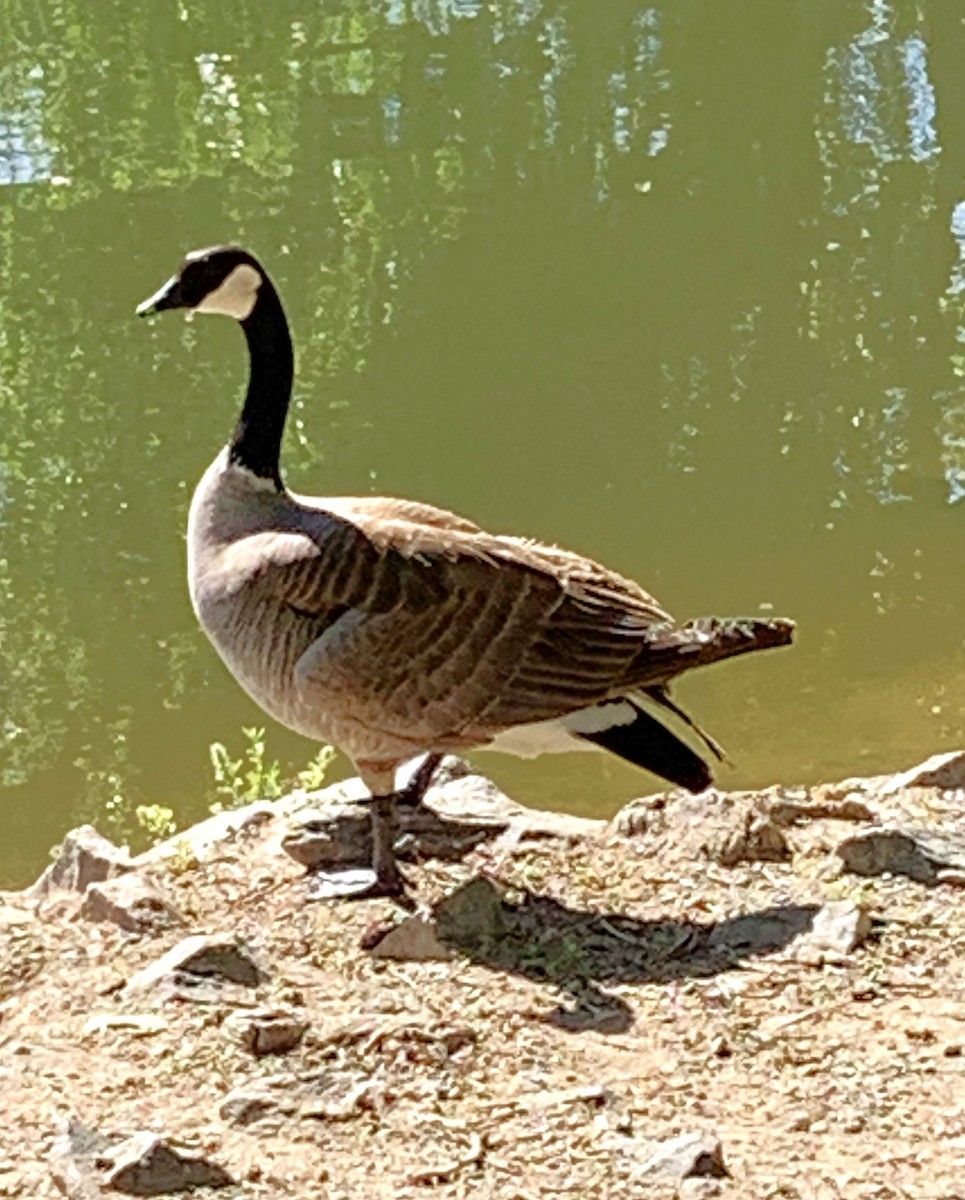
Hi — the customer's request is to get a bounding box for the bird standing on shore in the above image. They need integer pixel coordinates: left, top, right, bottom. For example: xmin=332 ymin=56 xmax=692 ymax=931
xmin=137 ymin=246 xmax=793 ymax=898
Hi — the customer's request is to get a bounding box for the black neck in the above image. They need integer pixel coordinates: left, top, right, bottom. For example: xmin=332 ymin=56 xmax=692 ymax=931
xmin=228 ymin=278 xmax=293 ymax=489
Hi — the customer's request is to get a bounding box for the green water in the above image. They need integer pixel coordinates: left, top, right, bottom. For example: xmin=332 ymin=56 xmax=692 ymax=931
xmin=1 ymin=0 xmax=963 ymax=886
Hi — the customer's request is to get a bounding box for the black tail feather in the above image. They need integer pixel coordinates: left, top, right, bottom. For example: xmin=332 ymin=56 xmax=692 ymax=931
xmin=642 ymin=684 xmax=728 ymax=765
xmin=575 ymin=615 xmax=792 ymax=793
xmin=578 ymin=703 xmax=712 ymax=793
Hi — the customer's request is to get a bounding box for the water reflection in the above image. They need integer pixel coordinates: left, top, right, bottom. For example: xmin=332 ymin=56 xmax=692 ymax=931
xmin=0 ymin=0 xmax=962 ymax=886
xmin=943 ymin=202 xmax=965 ymax=503
xmin=830 ymin=0 xmax=934 ymax=168
xmin=0 ymin=86 xmax=53 ymax=186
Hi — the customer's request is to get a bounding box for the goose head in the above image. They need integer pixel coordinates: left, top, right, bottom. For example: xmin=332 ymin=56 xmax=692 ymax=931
xmin=136 ymin=245 xmax=264 ymax=322
xmin=137 ymin=245 xmax=293 ymax=489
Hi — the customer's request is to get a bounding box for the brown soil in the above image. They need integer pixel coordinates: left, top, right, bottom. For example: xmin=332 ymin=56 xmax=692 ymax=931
xmin=2 ymin=761 xmax=965 ymax=1199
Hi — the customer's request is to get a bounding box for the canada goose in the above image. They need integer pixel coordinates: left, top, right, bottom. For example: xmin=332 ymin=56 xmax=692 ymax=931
xmin=137 ymin=246 xmax=793 ymax=898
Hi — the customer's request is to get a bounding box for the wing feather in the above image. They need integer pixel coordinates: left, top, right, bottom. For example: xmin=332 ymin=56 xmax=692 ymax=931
xmin=225 ymin=497 xmax=677 ymax=740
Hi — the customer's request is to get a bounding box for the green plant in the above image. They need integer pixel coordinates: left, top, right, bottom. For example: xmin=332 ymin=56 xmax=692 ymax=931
xmin=135 ymin=803 xmax=177 ymax=842
xmin=209 ymin=726 xmax=285 ymax=811
xmin=74 ymin=726 xmax=335 ymax=856
xmin=94 ymin=774 xmax=133 ymax=843
xmin=207 ymin=726 xmax=336 ymax=811
xmin=293 ymin=745 xmax=337 ymax=791
xmin=162 ymin=835 xmax=200 ymax=876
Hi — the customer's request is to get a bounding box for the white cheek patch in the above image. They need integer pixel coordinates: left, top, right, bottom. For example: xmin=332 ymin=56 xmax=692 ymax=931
xmin=195 ymin=263 xmax=262 ymax=319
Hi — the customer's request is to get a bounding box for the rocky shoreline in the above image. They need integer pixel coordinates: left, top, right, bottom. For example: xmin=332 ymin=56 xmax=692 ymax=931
xmin=3 ymin=751 xmax=965 ymax=1198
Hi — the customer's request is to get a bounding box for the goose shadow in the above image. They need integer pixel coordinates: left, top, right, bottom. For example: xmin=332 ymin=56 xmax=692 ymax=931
xmin=435 ymin=879 xmax=818 ymax=1034
xmin=293 ymin=797 xmax=819 ymax=1035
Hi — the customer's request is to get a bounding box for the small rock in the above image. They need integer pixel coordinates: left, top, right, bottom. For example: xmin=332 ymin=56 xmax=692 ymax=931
xmin=49 ymin=1118 xmax=117 ymax=1200
xmin=837 ymin=826 xmax=965 ymax=884
xmin=226 ymin=1007 xmax=309 ymax=1056
xmin=610 ymin=794 xmax=668 ymax=838
xmin=80 ymin=873 xmax=185 ymax=934
xmin=83 ymin=1013 xmax=169 ymax=1038
xmin=589 ymin=1087 xmax=634 ymax=1136
xmin=29 ymin=826 xmax=131 ymax=900
xmin=637 ymin=1131 xmax=728 ymax=1180
xmin=705 ymin=804 xmax=790 ymax=866
xmin=433 ymin=876 xmax=506 ymax=948
xmin=770 ymin=792 xmax=874 ymax=825
xmin=103 ymin=1132 xmax=233 ymax=1194
xmin=219 ymin=1079 xmax=297 ymax=1127
xmin=615 ymin=789 xmax=793 ymax=865
xmin=800 ymin=900 xmax=872 ymax=959
xmin=678 ymin=1180 xmax=724 ymax=1199
xmin=124 ymin=933 xmax=267 ymax=997
xmin=433 ymin=774 xmax=602 ymax=838
xmin=299 ymin=1076 xmax=382 ymax=1121
xmin=281 ymin=806 xmax=371 ymax=872
xmin=837 ymin=829 xmax=935 ymax=882
xmin=880 ymin=751 xmax=965 ymax=794
xmin=811 ymin=773 xmax=886 ymax=801
xmin=367 ymin=915 xmax=453 ymax=962
xmin=220 ymin=1069 xmax=381 ymax=1126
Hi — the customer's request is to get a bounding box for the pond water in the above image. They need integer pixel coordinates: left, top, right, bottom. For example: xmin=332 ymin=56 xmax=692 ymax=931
xmin=1 ymin=0 xmax=963 ymax=886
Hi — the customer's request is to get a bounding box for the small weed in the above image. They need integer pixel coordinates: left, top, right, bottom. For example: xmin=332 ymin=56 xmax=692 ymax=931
xmin=209 ymin=726 xmax=285 ymax=811
xmin=135 ymin=803 xmax=177 ymax=843
xmin=78 ymin=727 xmax=336 ymax=853
xmin=209 ymin=726 xmax=335 ymax=812
xmin=294 ymin=745 xmax=337 ymax=791
xmin=163 ymin=836 xmax=200 ymax=875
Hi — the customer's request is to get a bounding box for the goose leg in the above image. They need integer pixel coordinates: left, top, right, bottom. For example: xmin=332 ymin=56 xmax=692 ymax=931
xmin=307 ymin=760 xmax=415 ymax=903
xmin=308 ymin=796 xmax=409 ymax=901
xmin=307 ymin=833 xmax=408 ymax=901
xmin=396 ymin=752 xmax=444 ymax=807
xmin=369 ymin=794 xmax=406 ymax=894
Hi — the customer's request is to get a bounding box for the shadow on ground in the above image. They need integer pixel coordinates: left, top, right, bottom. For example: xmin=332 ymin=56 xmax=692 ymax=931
xmin=439 ymin=880 xmax=817 ymax=1034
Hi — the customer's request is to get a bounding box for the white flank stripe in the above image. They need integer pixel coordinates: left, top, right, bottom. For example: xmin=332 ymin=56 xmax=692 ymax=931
xmin=488 ymin=701 xmax=637 ymax=759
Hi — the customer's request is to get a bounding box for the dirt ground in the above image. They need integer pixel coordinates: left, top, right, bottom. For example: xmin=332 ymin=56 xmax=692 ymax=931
xmin=3 ymin=757 xmax=965 ymax=1199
